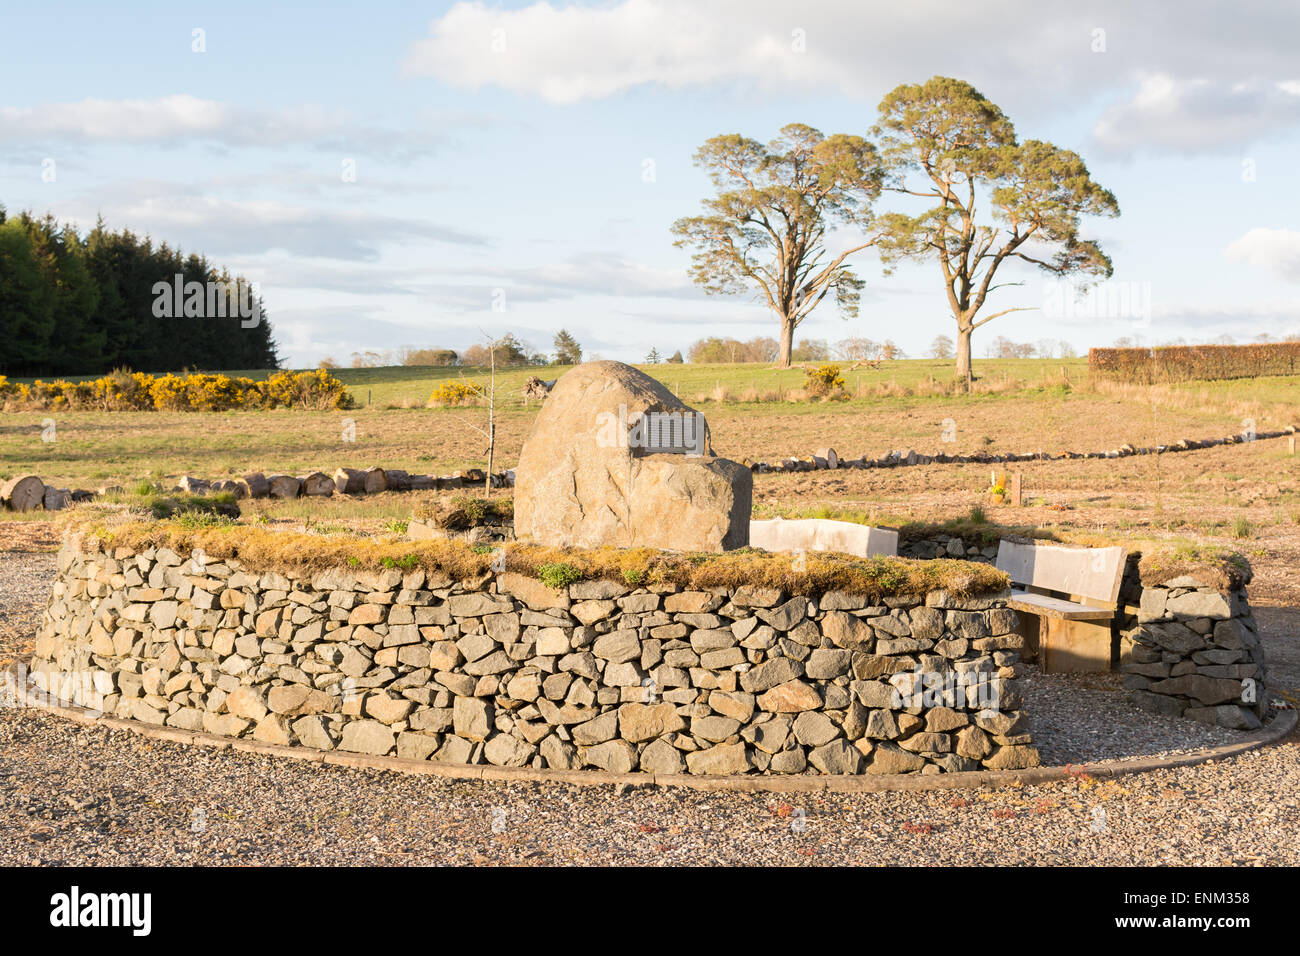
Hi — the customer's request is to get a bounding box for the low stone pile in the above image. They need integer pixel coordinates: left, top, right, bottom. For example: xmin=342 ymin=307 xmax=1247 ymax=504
xmin=176 ymin=466 xmax=517 ymax=500
xmin=745 ymin=425 xmax=1297 ymax=474
xmin=30 ymin=535 xmax=1040 ymax=776
xmin=0 ymin=467 xmax=516 ymax=512
xmin=900 ymin=535 xmax=998 ymax=564
xmin=1120 ymin=580 xmax=1267 ymax=730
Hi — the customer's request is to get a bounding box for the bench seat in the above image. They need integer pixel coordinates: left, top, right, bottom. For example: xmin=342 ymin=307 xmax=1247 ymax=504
xmin=748 ymin=518 xmax=898 ymax=558
xmin=1007 ymin=589 xmax=1115 ymax=621
xmin=996 ymin=541 xmax=1128 ymax=673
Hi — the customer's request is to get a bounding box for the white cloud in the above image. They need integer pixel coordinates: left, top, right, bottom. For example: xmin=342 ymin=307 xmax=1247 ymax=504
xmin=407 ymin=1 xmax=1300 ymax=151
xmin=1225 ymin=228 xmax=1300 ymax=282
xmin=52 ymin=183 xmax=486 ymax=261
xmin=400 ymin=253 xmax=697 ymax=311
xmin=0 ymin=95 xmax=338 ymax=145
xmin=1093 ymin=74 xmax=1300 ymax=155
xmin=0 ymin=95 xmax=449 ymax=157
xmin=405 ymin=0 xmax=1038 ymax=105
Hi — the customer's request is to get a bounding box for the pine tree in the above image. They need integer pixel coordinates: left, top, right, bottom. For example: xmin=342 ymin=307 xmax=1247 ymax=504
xmin=553 ymin=328 xmax=582 ymax=365
xmin=0 ymin=207 xmax=280 ymax=375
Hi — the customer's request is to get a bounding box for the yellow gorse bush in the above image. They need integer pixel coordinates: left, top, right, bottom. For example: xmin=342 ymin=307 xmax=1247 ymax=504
xmin=0 ymin=369 xmax=355 ymax=412
xmin=427 ymin=380 xmax=483 ymax=406
xmin=804 ymin=363 xmax=846 ymax=396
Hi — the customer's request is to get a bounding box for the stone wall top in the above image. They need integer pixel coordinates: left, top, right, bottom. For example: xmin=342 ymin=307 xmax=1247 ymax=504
xmin=71 ymin=521 xmax=1014 ymax=603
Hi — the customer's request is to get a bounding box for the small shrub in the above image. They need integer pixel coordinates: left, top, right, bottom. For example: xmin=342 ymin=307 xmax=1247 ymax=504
xmin=171 ymin=510 xmax=235 ymax=530
xmin=538 ymin=562 xmax=582 ymax=590
xmin=427 ymin=380 xmax=483 ymax=407
xmin=416 ymin=495 xmax=512 ymax=531
xmin=149 ymin=492 xmax=240 ymax=521
xmin=986 ymin=473 xmax=1009 ymax=505
xmin=308 ymin=522 xmax=350 ymax=536
xmin=803 ymin=363 xmax=846 ymax=398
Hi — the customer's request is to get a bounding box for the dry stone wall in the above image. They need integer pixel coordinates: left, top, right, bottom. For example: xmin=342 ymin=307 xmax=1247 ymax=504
xmin=900 ymin=534 xmax=999 ymax=564
xmin=30 ymin=535 xmax=1040 ymax=776
xmin=1119 ymin=580 xmax=1267 ymax=729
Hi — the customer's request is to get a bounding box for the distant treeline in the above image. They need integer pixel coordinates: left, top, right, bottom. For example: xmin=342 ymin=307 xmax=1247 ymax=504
xmin=687 ymin=336 xmax=907 ymax=363
xmin=0 ymin=206 xmax=279 ymax=377
xmin=1089 ymin=342 xmax=1300 ymax=383
xmin=330 ymin=333 xmax=557 ymax=369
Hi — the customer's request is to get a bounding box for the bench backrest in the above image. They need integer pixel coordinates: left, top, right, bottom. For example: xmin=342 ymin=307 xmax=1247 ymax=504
xmin=995 ymin=540 xmax=1127 ymax=607
xmin=749 ymin=518 xmax=899 ymax=558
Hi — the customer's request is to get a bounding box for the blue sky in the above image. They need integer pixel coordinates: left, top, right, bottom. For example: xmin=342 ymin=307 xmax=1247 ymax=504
xmin=3 ymin=1 xmax=1299 ymax=367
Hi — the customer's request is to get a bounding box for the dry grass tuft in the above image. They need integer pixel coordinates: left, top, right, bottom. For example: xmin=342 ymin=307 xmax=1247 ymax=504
xmin=1138 ymin=547 xmax=1253 ymax=590
xmin=83 ymin=519 xmax=1011 ymax=600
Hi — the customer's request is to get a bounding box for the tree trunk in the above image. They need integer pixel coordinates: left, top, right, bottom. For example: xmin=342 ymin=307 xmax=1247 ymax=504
xmin=334 ymin=467 xmax=365 ymax=494
xmin=777 ymin=315 xmax=795 ymax=368
xmin=268 ymin=475 xmax=303 ymax=498
xmin=955 ymin=325 xmax=974 ymax=389
xmin=299 ymin=472 xmax=336 ymax=496
xmin=0 ymin=474 xmax=46 ymax=512
xmin=241 ymin=472 xmax=270 ymax=498
xmin=485 ymin=354 xmax=496 ymax=498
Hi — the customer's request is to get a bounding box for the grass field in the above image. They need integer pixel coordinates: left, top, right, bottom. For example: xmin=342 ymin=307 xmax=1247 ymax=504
xmin=4 ymin=357 xmax=1300 ymax=610
xmin=5 ymin=358 xmax=1297 ymax=486
xmin=19 ymin=355 xmax=1300 ymax=408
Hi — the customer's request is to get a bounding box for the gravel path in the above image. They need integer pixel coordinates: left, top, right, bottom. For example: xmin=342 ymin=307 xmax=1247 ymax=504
xmin=2 ymin=546 xmax=1297 ymax=866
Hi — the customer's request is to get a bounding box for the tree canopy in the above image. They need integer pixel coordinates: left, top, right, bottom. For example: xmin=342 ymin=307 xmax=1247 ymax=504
xmin=553 ymin=328 xmax=582 ymax=365
xmin=672 ymin=79 xmax=1120 ymax=381
xmin=672 ymin=124 xmax=884 ymax=367
xmin=0 ymin=205 xmax=279 ymax=377
xmin=872 ymin=76 xmax=1119 ymax=383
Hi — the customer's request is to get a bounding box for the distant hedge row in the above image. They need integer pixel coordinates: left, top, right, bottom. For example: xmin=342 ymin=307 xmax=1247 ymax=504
xmin=1089 ymin=343 xmax=1300 ymax=383
xmin=0 ymin=369 xmax=355 ymax=412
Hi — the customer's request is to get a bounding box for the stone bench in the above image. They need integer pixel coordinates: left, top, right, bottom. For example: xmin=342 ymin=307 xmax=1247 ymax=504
xmin=748 ymin=518 xmax=899 ymax=558
xmin=995 ymin=540 xmax=1127 ymax=673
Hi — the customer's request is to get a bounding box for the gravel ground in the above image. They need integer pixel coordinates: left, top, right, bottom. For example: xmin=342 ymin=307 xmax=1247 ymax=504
xmin=1 ymin=708 xmax=1296 ymax=865
xmin=0 ymin=550 xmax=54 ymax=664
xmin=2 ymin=546 xmax=1297 ymax=866
xmin=1020 ymin=670 xmax=1254 ymax=765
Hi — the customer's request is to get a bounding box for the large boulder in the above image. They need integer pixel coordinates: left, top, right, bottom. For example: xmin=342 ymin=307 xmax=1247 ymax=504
xmin=513 ymin=361 xmax=751 ymax=551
